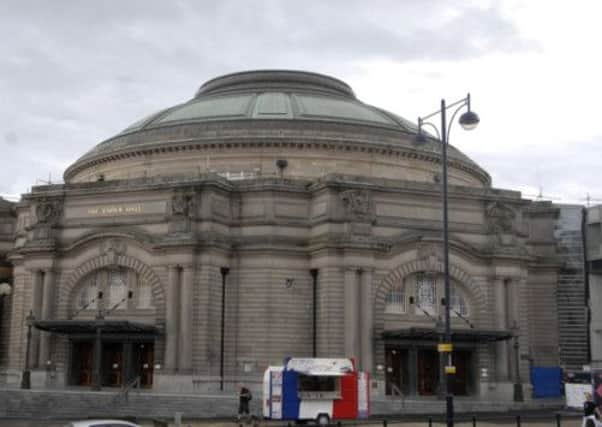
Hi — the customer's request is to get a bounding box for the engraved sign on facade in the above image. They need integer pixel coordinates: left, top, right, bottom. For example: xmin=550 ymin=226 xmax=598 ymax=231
xmin=87 ymin=204 xmax=143 ymax=216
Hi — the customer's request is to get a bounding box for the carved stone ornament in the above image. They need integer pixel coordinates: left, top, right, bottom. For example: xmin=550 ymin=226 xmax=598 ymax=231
xmin=417 ymin=243 xmax=443 ymax=273
xmin=170 ymin=192 xmax=194 ymax=218
xmin=100 ymin=238 xmax=127 ymax=265
xmin=339 ymin=189 xmax=373 ymax=222
xmin=486 ymin=201 xmax=516 ymax=235
xmin=35 ymin=198 xmax=62 ymax=225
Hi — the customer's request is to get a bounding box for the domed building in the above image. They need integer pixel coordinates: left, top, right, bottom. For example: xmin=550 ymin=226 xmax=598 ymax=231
xmin=0 ymin=71 xmax=570 ymax=406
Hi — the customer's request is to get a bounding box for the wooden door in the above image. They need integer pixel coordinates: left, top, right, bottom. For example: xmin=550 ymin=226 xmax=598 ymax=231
xmin=453 ymin=350 xmax=472 ymax=395
xmin=385 ymin=347 xmax=402 ymax=395
xmin=385 ymin=347 xmax=408 ymax=395
xmin=417 ymin=349 xmax=439 ymax=395
xmin=71 ymin=341 xmax=93 ymax=386
xmin=139 ymin=342 xmax=154 ymax=388
xmin=102 ymin=343 xmax=123 ymax=387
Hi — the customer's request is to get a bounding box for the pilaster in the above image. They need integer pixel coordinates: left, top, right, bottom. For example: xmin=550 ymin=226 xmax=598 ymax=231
xmin=165 ymin=265 xmax=180 ymax=372
xmin=38 ymin=269 xmax=55 ymax=366
xmin=360 ymin=268 xmax=374 ymax=373
xmin=344 ymin=267 xmax=360 ymax=361
xmin=178 ymin=264 xmax=194 ymax=372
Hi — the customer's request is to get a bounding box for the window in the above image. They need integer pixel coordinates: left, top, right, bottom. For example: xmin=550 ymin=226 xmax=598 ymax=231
xmin=451 ymin=286 xmax=469 ymax=317
xmin=297 ymin=374 xmax=341 ymax=399
xmin=385 ymin=283 xmax=406 ymax=314
xmin=77 ymin=276 xmax=98 ymax=310
xmin=74 ymin=268 xmax=153 ymax=314
xmin=108 ymin=270 xmax=127 ymax=309
xmin=137 ymin=282 xmax=153 ymax=309
xmin=415 ymin=273 xmax=436 ymax=315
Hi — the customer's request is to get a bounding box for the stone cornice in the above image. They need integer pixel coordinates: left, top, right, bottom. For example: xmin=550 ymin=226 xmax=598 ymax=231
xmin=27 ymin=173 xmax=519 ymax=206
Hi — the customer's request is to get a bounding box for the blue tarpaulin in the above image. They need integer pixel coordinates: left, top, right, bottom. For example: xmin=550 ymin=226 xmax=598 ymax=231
xmin=531 ymin=367 xmax=563 ymax=398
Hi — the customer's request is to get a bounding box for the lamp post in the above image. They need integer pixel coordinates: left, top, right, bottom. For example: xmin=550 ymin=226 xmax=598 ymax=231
xmin=21 ymin=310 xmax=35 ymax=389
xmin=416 ymin=94 xmax=480 ymax=427
xmin=512 ymin=322 xmax=524 ymax=402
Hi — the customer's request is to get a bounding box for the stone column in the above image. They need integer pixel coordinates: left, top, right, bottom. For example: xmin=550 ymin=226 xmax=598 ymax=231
xmin=344 ymin=268 xmax=360 ymax=361
xmin=30 ymin=270 xmax=43 ymax=368
xmin=38 ymin=269 xmax=55 ymax=367
xmin=178 ymin=265 xmax=194 ymax=372
xmin=494 ymin=278 xmax=509 ymax=381
xmin=360 ymin=268 xmax=373 ymax=373
xmin=165 ymin=265 xmax=180 ymax=371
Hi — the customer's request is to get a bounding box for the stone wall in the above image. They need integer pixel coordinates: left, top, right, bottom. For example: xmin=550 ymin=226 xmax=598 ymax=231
xmin=0 ymin=174 xmax=563 ymax=399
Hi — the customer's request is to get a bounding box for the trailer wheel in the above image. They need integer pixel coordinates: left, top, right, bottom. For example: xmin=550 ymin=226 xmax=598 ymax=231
xmin=316 ymin=414 xmax=330 ymax=426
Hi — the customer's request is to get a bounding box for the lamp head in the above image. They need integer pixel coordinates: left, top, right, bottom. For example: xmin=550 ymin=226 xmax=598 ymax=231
xmin=414 ymin=117 xmax=428 ymax=145
xmin=459 ymin=110 xmax=480 ymax=131
xmin=0 ymin=282 xmax=12 ymax=296
xmin=414 ymin=131 xmax=428 ymax=145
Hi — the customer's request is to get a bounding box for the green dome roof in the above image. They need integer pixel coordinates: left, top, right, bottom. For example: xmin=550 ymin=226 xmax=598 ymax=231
xmin=119 ymin=70 xmax=418 ymax=134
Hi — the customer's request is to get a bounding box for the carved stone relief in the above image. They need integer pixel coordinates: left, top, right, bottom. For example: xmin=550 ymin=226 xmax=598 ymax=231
xmin=100 ymin=238 xmax=127 ymax=265
xmin=168 ymin=191 xmax=195 ymax=234
xmin=32 ymin=198 xmax=63 ymax=241
xmin=485 ymin=201 xmax=516 ymax=246
xmin=417 ymin=243 xmax=443 ymax=273
xmin=339 ymin=189 xmax=374 ymax=223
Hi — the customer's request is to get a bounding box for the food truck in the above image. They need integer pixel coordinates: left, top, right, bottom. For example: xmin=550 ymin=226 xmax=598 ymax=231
xmin=263 ymin=358 xmax=369 ymax=425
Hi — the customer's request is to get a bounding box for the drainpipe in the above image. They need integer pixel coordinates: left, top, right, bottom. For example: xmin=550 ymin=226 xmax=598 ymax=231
xmin=310 ymin=269 xmax=318 ymax=358
xmin=220 ymin=267 xmax=230 ymax=391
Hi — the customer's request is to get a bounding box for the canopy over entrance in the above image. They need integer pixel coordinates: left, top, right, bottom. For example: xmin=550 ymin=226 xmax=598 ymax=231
xmin=33 ymin=320 xmax=159 ymax=390
xmin=33 ymin=320 xmax=160 ymax=336
xmin=382 ymin=327 xmax=513 ymax=343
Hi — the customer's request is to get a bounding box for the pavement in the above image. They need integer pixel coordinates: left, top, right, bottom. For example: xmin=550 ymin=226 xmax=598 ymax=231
xmin=0 ymin=413 xmax=585 ymax=427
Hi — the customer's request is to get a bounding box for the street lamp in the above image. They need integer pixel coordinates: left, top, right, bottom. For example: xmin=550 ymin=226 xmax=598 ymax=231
xmin=511 ymin=322 xmax=524 ymax=402
xmin=21 ymin=310 xmax=36 ymax=389
xmin=415 ymin=94 xmax=480 ymax=427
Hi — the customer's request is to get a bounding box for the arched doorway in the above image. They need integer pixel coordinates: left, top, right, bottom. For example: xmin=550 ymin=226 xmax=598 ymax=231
xmin=65 ymin=266 xmax=158 ymax=388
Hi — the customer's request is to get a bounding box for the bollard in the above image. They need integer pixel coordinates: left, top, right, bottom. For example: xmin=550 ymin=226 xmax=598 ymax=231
xmin=516 ymin=415 xmax=521 ymax=427
xmin=556 ymin=413 xmax=561 ymax=427
xmin=337 ymin=422 xmax=342 ymax=427
xmin=383 ymin=420 xmax=387 ymax=427
xmin=428 ymin=416 xmax=432 ymax=427
xmin=472 ymin=415 xmax=476 ymax=427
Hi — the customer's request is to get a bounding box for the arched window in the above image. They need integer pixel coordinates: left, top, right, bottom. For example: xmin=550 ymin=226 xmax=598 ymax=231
xmin=77 ymin=274 xmax=98 ymax=310
xmin=108 ymin=269 xmax=127 ymax=309
xmin=73 ymin=267 xmax=153 ymax=313
xmin=385 ymin=283 xmax=406 ymax=314
xmin=451 ymin=286 xmax=469 ymax=317
xmin=137 ymin=281 xmax=153 ymax=309
xmin=415 ymin=273 xmax=437 ymax=315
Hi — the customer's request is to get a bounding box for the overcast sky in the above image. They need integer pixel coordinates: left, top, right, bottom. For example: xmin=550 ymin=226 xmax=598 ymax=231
xmin=1 ymin=0 xmax=601 ymax=205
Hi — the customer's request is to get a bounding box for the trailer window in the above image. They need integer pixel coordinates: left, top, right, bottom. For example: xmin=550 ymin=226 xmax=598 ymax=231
xmin=297 ymin=375 xmax=341 ymax=399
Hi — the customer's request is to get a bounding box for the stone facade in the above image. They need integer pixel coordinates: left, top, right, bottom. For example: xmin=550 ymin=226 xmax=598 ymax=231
xmin=0 ymin=71 xmax=572 ymax=402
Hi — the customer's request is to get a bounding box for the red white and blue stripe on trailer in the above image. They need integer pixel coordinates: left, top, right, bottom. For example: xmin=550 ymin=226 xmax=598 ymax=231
xmin=279 ymin=360 xmax=359 ymax=420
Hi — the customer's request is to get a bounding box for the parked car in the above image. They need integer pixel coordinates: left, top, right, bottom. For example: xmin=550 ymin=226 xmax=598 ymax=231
xmin=65 ymin=420 xmax=139 ymax=427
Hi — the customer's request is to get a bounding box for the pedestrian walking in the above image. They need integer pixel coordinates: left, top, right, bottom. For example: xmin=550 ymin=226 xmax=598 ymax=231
xmin=237 ymin=383 xmax=253 ymax=425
